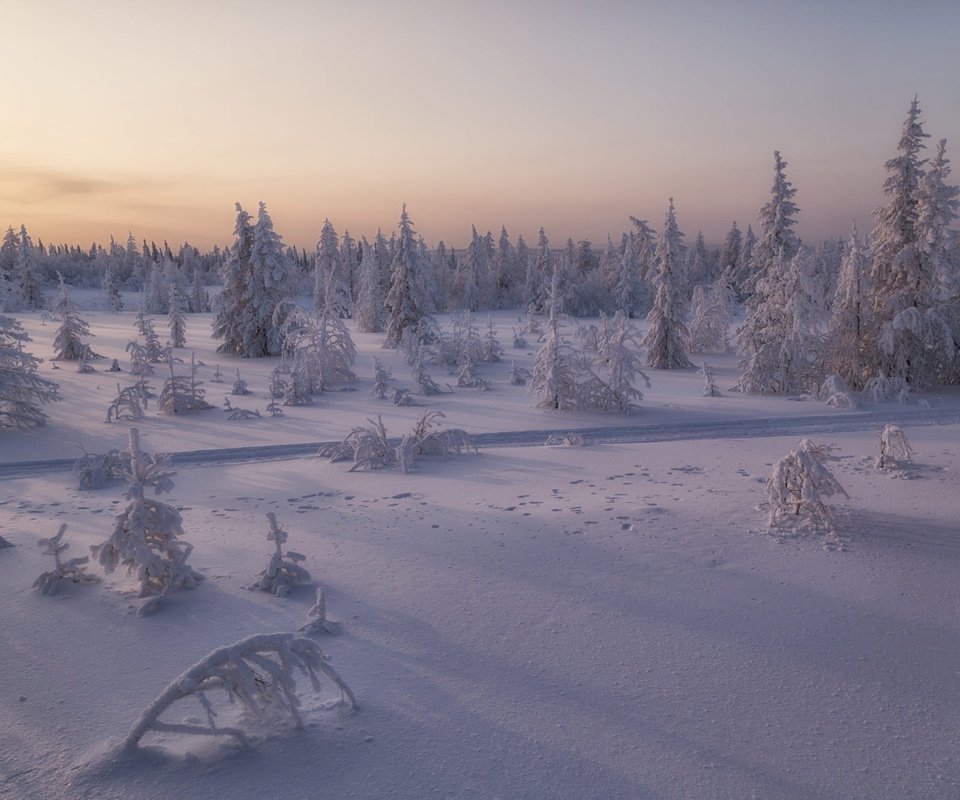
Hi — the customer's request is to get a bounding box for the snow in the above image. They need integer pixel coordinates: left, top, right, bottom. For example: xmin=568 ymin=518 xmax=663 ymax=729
xmin=2 ymin=297 xmax=960 ymax=799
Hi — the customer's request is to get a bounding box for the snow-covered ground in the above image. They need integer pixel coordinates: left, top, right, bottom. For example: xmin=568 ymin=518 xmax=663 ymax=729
xmin=2 ymin=301 xmax=959 ymax=799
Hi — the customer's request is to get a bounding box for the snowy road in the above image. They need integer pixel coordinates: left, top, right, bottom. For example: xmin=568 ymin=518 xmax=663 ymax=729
xmin=2 ymin=405 xmax=958 ymax=479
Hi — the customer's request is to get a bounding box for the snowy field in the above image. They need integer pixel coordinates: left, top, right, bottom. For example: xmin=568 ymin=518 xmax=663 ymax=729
xmin=2 ymin=301 xmax=960 ymax=799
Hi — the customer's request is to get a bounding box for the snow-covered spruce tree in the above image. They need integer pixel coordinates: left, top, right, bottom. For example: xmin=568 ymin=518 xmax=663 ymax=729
xmin=718 ymin=221 xmax=742 ymax=278
xmin=17 ymin=225 xmax=44 ymax=311
xmin=143 ymin=262 xmax=168 ymax=315
xmin=91 ymin=428 xmax=203 ymax=615
xmin=581 ymin=312 xmax=649 ymax=412
xmin=766 ymin=439 xmax=848 ymax=537
xmin=123 ymin=632 xmax=357 ymax=750
xmin=867 ymin=99 xmax=957 ymax=387
xmin=126 ymin=340 xmax=154 ymax=376
xmin=687 ymin=280 xmax=730 ymax=354
xmin=612 ymin=232 xmax=645 ymax=319
xmin=231 ymin=367 xmax=250 ymax=396
xmin=251 ymin=513 xmax=311 ymax=596
xmin=105 ymin=382 xmax=148 ymax=422
xmin=314 ymin=218 xmax=351 ymax=319
xmin=736 ymin=152 xmax=802 ymax=392
xmin=101 ymin=253 xmax=124 ymax=312
xmin=370 ymin=357 xmax=391 ymax=399
xmin=167 ymin=275 xmax=188 ymax=349
xmin=189 ymin=265 xmax=210 ymax=313
xmin=530 ymin=266 xmax=581 ymax=410
xmin=774 ymin=250 xmax=822 ymax=395
xmin=826 ymin=223 xmax=871 ymax=387
xmin=52 ymin=279 xmax=99 ymax=362
xmin=354 ymin=235 xmax=385 ymax=333
xmin=158 ymin=353 xmax=213 ymax=414
xmin=33 ymin=524 xmax=100 ymax=596
xmin=384 ymin=205 xmax=430 ymax=348
xmin=480 ymin=316 xmax=503 ymax=362
xmin=699 ymin=360 xmax=722 ymax=397
xmin=237 ymin=201 xmax=294 ymax=357
xmin=0 ymin=314 xmax=61 ymax=429
xmin=493 ymin=226 xmax=519 ymax=308
xmin=212 ymin=204 xmax=255 ymax=355
xmin=412 ymin=342 xmax=444 ymax=395
xmin=643 ymin=198 xmax=692 ymax=369
xmin=141 ymin=317 xmax=165 ymax=363
xmin=453 ymin=226 xmax=485 ymax=311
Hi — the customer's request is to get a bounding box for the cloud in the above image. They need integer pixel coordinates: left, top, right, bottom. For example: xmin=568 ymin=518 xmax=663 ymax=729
xmin=0 ymin=165 xmax=161 ymax=204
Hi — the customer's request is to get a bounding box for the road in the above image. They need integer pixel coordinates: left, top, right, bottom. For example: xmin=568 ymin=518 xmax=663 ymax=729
xmin=2 ymin=405 xmax=958 ymax=480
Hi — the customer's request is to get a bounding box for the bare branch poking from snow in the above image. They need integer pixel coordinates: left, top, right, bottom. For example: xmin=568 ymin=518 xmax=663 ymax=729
xmin=123 ymin=632 xmax=357 ymax=750
xmin=250 ymin=513 xmax=310 ymax=596
xmin=33 ymin=523 xmax=100 ymax=595
xmin=299 ymin=586 xmax=341 ymax=635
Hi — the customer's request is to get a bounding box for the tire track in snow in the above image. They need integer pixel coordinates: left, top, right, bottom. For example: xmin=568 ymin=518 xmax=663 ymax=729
xmin=1 ymin=406 xmax=959 ymax=479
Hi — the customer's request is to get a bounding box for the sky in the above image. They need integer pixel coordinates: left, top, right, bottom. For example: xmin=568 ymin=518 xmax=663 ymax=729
xmin=2 ymin=0 xmax=959 ymax=251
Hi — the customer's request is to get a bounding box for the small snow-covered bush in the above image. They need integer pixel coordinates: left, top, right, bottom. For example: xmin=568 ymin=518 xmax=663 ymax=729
xmin=766 ymin=439 xmax=848 ymax=538
xmin=862 ymin=371 xmax=926 ymax=406
xmin=877 ymin=424 xmax=913 ymax=470
xmin=105 ymin=382 xmax=148 ymax=422
xmin=251 ymin=513 xmax=310 ymax=596
xmin=699 ymin=360 xmax=722 ymax=397
xmin=370 ymin=357 xmax=391 ymax=400
xmin=157 ymin=354 xmax=212 ymax=414
xmin=231 ymin=368 xmax=251 ymax=396
xmin=123 ymin=632 xmax=357 ymax=750
xmin=507 ymin=359 xmax=530 ymax=385
xmin=544 ymin=433 xmax=588 ymax=447
xmin=817 ymin=374 xmax=856 ymax=409
xmin=319 ymin=416 xmax=395 ymax=472
xmin=91 ymin=428 xmax=204 ymax=615
xmin=75 ymin=448 xmax=127 ymax=489
xmin=33 ymin=523 xmax=100 ymax=595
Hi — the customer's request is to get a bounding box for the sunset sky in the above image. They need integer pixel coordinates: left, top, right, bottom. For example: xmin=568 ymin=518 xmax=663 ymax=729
xmin=2 ymin=0 xmax=958 ymax=250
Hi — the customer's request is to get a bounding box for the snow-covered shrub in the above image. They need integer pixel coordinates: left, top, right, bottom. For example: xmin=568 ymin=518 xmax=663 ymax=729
xmin=211 ymin=363 xmax=224 ymax=383
xmin=766 ymin=439 xmax=849 ymax=537
xmin=456 ymin=356 xmax=489 ymax=390
xmin=105 ymin=382 xmax=148 ymax=422
xmin=687 ymin=282 xmax=730 ymax=353
xmin=861 ymin=371 xmax=924 ymax=405
xmin=158 ymin=354 xmax=213 ymax=414
xmin=0 ymin=313 xmax=61 ymax=429
xmin=582 ymin=312 xmax=648 ymax=412
xmin=817 ymin=374 xmax=856 ymax=409
xmin=91 ymin=428 xmax=204 ymax=615
xmin=266 ymin=399 xmax=283 ymax=417
xmin=699 ymin=360 xmax=722 ymax=397
xmin=33 ymin=523 xmax=100 ymax=595
xmin=390 ymin=388 xmax=413 ymax=406
xmin=140 ymin=318 xmax=165 ymax=363
xmin=877 ymin=424 xmax=913 ymax=470
xmin=319 ymin=416 xmax=395 ymax=472
xmin=507 ymin=359 xmax=530 ymax=385
xmin=108 ymin=358 xmax=121 ymax=372
xmin=544 ymin=433 xmax=588 ymax=447
xmin=227 ymin=407 xmax=261 ymax=420
xmin=251 ymin=513 xmax=310 ymax=596
xmin=412 ymin=343 xmax=445 ymax=395
xmin=370 ymin=357 xmax=391 ymax=400
xmin=126 ymin=340 xmax=154 ymax=377
xmin=511 ymin=328 xmax=528 ymax=349
xmin=123 ymin=632 xmax=357 ymax=750
xmin=280 ymin=305 xmax=358 ymax=392
xmin=75 ymin=448 xmax=127 ymax=489
xmin=268 ymin=364 xmax=288 ymax=399
xmin=479 ymin=316 xmax=502 ymax=362
xmin=231 ymin=368 xmax=251 ymax=396
xmin=530 ymin=315 xmax=581 ymax=410
xmin=299 ymin=586 xmax=341 ymax=635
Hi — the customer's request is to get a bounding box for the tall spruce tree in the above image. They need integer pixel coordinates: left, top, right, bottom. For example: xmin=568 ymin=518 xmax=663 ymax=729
xmin=643 ymin=198 xmax=692 ymax=369
xmin=384 ymin=205 xmax=428 ymax=348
